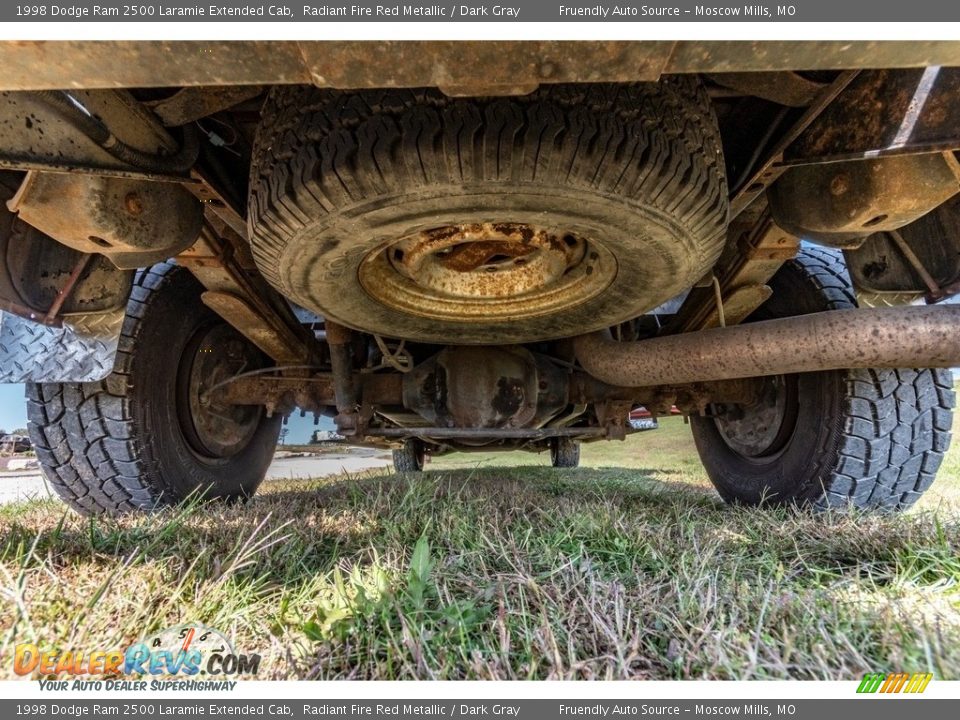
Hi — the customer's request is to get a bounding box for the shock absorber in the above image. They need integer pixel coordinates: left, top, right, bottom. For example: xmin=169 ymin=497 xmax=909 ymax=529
xmin=324 ymin=320 xmax=359 ymax=434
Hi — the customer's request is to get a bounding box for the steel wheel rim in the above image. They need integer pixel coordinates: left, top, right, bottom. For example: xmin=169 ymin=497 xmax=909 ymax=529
xmin=177 ymin=324 xmax=263 ymax=459
xmin=713 ymin=375 xmax=799 ymax=461
xmin=358 ymin=223 xmax=618 ymax=323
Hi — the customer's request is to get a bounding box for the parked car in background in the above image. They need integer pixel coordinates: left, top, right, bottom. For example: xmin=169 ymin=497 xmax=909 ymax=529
xmin=0 ymin=434 xmax=31 ymax=456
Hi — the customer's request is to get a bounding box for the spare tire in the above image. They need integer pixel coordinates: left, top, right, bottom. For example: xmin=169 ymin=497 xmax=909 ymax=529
xmin=249 ymin=80 xmax=727 ymax=344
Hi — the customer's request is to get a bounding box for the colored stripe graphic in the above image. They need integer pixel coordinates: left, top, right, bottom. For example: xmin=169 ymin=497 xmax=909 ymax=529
xmin=905 ymin=673 xmax=933 ymax=693
xmin=857 ymin=672 xmax=932 ymax=694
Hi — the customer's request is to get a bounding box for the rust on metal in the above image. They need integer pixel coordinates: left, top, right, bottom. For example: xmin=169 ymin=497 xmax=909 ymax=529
xmin=0 ymin=297 xmax=59 ymax=326
xmin=785 ymin=68 xmax=960 ymax=164
xmin=707 ymin=71 xmax=826 ymax=107
xmin=664 ymin=41 xmax=960 ymax=75
xmin=389 ymin=223 xmax=584 ymax=294
xmin=360 ymin=223 xmax=616 ymax=323
xmin=672 ymin=214 xmax=799 ymax=332
xmin=845 ymin=194 xmax=960 ymax=305
xmin=365 ymin=427 xmax=606 ymax=440
xmin=9 ymin=170 xmax=204 ymax=269
xmin=729 ymin=70 xmax=860 ymax=219
xmin=575 ymin=305 xmax=960 ymax=389
xmin=323 ymin=319 xmax=359 ymax=429
xmin=179 ymin=223 xmax=315 ymax=365
xmin=768 ymin=153 xmax=960 ymax=245
xmin=218 ymin=374 xmax=335 ymax=413
xmin=216 ymin=371 xmax=403 ymax=417
xmin=401 ymin=345 xmax=550 ymax=430
xmin=299 ymin=41 xmax=671 ymax=95
xmin=888 ymin=229 xmax=945 ymax=299
xmin=935 ymin=275 xmax=960 ymax=303
xmin=183 ymin=168 xmax=249 ymax=240
xmin=42 ymin=253 xmax=93 ymax=324
xmin=0 ymin=42 xmax=311 ymax=91
xmin=0 ymin=89 xmax=189 ymax=180
xmin=698 ymin=284 xmax=773 ymax=331
xmin=200 ymin=291 xmax=307 ymax=364
xmin=324 ymin=319 xmax=353 ymax=346
xmin=4 ymin=42 xmax=960 ymax=93
xmin=433 ymin=240 xmax=537 ymax=273
xmin=146 ymin=85 xmax=264 ymax=126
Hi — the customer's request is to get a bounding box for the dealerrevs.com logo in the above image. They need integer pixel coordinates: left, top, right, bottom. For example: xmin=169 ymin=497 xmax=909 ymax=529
xmin=14 ymin=623 xmax=260 ymax=686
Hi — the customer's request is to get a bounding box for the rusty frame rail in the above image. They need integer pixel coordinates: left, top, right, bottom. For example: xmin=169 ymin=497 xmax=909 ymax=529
xmin=2 ymin=42 xmax=960 ymax=93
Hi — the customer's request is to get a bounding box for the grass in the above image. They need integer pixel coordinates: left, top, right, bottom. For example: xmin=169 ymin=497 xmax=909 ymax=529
xmin=0 ymin=417 xmax=958 ymax=680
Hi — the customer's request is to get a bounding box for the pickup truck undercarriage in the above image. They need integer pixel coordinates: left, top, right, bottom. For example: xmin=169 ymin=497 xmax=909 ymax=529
xmin=0 ymin=41 xmax=957 ymax=515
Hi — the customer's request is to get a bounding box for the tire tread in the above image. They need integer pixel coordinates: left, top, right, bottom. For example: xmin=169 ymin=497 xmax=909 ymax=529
xmin=27 ymin=264 xmax=180 ymax=514
xmin=248 ymin=80 xmax=728 ymax=302
xmin=790 ymin=248 xmax=954 ymax=511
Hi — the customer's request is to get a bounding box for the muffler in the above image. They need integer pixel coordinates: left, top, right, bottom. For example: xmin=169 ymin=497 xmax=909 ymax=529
xmin=573 ymin=306 xmax=960 ymax=388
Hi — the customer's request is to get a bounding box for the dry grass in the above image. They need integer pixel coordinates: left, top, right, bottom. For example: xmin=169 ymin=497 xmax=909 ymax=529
xmin=1 ymin=417 xmax=958 ymax=680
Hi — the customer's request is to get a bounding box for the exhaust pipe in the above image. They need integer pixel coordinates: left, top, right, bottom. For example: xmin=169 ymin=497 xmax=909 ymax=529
xmin=573 ymin=306 xmax=960 ymax=388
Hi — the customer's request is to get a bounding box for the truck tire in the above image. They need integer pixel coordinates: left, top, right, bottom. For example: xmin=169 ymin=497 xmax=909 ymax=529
xmin=392 ymin=439 xmax=425 ymax=472
xmin=550 ymin=437 xmax=580 ymax=468
xmin=248 ymin=80 xmax=727 ymax=344
xmin=26 ymin=263 xmax=282 ymax=516
xmin=691 ymin=247 xmax=955 ymax=511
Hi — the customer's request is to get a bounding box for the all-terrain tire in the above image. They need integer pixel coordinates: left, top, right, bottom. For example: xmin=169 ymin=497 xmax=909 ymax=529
xmin=26 ymin=264 xmax=282 ymax=515
xmin=248 ymin=80 xmax=727 ymax=343
xmin=550 ymin=437 xmax=580 ymax=468
xmin=392 ymin=439 xmax=425 ymax=472
xmin=691 ymin=247 xmax=955 ymax=511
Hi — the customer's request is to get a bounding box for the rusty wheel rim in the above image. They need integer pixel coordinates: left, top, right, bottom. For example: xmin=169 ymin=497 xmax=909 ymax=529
xmin=358 ymin=223 xmax=617 ymax=322
xmin=713 ymin=375 xmax=799 ymax=460
xmin=177 ymin=324 xmax=262 ymax=459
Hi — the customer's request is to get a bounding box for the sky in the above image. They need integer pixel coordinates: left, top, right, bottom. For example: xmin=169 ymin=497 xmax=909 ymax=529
xmin=0 ymin=383 xmax=26 ymax=432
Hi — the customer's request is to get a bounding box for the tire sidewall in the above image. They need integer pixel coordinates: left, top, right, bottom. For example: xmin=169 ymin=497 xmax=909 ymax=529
xmin=691 ymin=252 xmax=852 ymax=507
xmin=129 ymin=270 xmax=281 ymax=502
xmin=251 ymin=82 xmax=727 ymax=345
xmin=278 ymin=185 xmax=707 ymax=343
xmin=393 ymin=439 xmax=425 ymax=472
xmin=550 ymin=437 xmax=580 ymax=468
xmin=691 ymin=371 xmax=845 ymax=505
